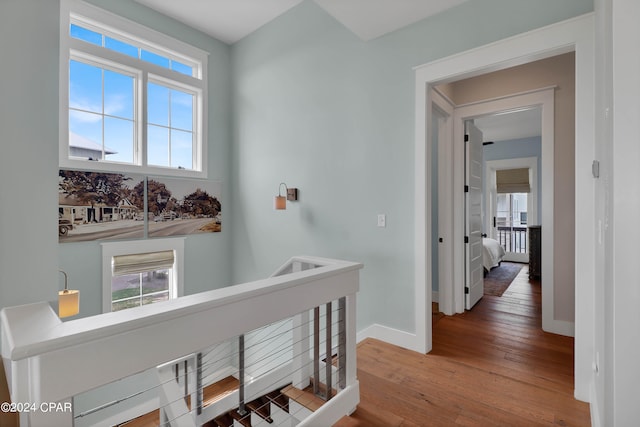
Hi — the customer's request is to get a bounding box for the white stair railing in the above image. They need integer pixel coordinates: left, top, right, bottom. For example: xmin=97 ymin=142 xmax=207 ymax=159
xmin=1 ymin=256 xmax=362 ymax=427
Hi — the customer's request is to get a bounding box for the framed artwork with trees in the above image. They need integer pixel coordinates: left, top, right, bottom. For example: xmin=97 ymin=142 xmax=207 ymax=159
xmin=58 ymin=170 xmax=145 ymax=242
xmin=147 ymin=177 xmax=222 ymax=237
xmin=58 ymin=169 xmax=222 ymax=242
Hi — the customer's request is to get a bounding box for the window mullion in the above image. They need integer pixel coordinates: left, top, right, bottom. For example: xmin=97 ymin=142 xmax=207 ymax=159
xmin=101 ymin=68 xmax=106 ymax=160
xmin=140 ymin=71 xmax=148 ymax=167
xmin=139 ymin=272 xmax=143 ymax=307
xmin=168 ymin=89 xmax=172 ymax=167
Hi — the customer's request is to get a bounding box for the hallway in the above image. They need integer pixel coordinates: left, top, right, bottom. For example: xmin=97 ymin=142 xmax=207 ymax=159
xmin=337 ymin=268 xmax=590 ymax=426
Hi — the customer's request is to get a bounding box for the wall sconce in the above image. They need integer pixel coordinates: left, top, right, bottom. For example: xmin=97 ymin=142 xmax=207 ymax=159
xmin=58 ymin=270 xmax=79 ymax=318
xmin=274 ymin=182 xmax=299 ymax=210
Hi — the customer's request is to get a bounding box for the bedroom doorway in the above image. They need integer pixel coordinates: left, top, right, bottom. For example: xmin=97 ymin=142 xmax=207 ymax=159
xmin=452 ymin=89 xmax=553 ymax=317
xmin=484 ymin=154 xmax=539 ymax=264
xmin=415 ymin=15 xmax=593 ymax=400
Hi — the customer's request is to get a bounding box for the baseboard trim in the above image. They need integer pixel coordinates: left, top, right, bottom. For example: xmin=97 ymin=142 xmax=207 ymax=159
xmin=432 ymin=291 xmax=439 ymax=303
xmin=357 ymin=324 xmax=422 ymax=353
xmin=543 ymin=319 xmax=575 ymax=337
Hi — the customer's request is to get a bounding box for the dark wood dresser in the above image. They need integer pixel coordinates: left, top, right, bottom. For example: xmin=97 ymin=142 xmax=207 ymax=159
xmin=528 ymin=225 xmax=541 ymax=279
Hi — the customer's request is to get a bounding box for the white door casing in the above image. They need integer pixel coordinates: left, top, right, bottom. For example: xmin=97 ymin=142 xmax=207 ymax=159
xmin=432 ymin=88 xmax=455 ymax=315
xmin=413 ymin=15 xmax=594 ymax=402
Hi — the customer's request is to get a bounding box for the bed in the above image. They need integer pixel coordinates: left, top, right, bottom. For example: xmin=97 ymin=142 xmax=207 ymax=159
xmin=482 ymin=237 xmax=506 ymax=274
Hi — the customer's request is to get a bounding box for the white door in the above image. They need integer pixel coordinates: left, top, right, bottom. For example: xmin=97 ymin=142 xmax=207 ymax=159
xmin=465 ymin=121 xmax=484 ymax=309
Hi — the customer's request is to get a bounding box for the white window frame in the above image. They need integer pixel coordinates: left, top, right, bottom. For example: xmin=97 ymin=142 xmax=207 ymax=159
xmin=101 ymin=237 xmax=185 ymax=313
xmin=60 ymin=0 xmax=208 ymax=178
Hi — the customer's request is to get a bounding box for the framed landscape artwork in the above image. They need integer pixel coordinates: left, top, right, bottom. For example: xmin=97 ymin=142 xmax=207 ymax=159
xmin=147 ymin=177 xmax=222 ymax=238
xmin=58 ymin=170 xmax=222 ymax=242
xmin=58 ymin=170 xmax=145 ymax=243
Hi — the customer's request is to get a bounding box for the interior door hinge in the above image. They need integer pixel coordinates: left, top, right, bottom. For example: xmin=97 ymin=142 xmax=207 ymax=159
xmin=464 ymin=134 xmax=469 ymax=142
xmin=464 ymin=236 xmax=469 ymax=244
xmin=464 ymin=185 xmax=469 ymax=193
xmin=464 ymin=287 xmax=469 ymax=294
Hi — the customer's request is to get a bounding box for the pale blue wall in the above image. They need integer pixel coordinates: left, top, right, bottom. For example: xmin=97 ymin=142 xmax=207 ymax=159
xmin=0 ymin=0 xmax=593 ymax=339
xmin=230 ymin=0 xmax=593 ymax=333
xmin=0 ymin=0 xmax=233 ymax=325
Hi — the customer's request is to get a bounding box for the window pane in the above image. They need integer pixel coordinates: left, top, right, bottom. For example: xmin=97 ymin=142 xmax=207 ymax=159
xmin=171 ymin=90 xmax=193 ymax=131
xmin=141 ymin=270 xmax=169 ymax=295
xmin=112 ymin=299 xmax=141 ymax=312
xmin=171 ymin=60 xmax=193 ymax=76
xmin=69 ymin=60 xmax=102 ymax=113
xmin=141 ymin=49 xmax=170 ymax=68
xmin=147 ymin=83 xmax=169 ymax=126
xmin=148 ymin=125 xmax=169 ymax=167
xmin=171 ymin=129 xmax=193 ymax=170
xmin=112 ymin=273 xmax=142 ymax=301
xmin=142 ymin=292 xmax=169 ymax=306
xmin=105 ymin=36 xmax=138 ymax=58
xmin=70 ymin=24 xmax=102 ymax=46
xmin=104 ymin=117 xmax=133 ymax=163
xmin=69 ymin=111 xmax=103 ymax=159
xmin=104 ymin=69 xmax=134 ymax=119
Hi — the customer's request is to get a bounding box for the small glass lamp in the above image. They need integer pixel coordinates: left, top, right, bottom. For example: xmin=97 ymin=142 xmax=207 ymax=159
xmin=58 ymin=270 xmax=79 ymax=318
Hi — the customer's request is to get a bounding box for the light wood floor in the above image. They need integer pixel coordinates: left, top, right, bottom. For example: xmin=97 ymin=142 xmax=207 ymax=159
xmin=335 ymin=266 xmax=590 ymax=426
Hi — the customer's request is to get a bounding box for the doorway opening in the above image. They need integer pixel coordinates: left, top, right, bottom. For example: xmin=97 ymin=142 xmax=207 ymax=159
xmin=413 ymin=14 xmax=594 ymax=402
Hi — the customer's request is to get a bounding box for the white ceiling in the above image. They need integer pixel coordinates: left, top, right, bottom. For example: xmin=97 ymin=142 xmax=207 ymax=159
xmin=134 ymin=0 xmax=471 ymax=44
xmin=474 ymin=108 xmax=542 ymax=143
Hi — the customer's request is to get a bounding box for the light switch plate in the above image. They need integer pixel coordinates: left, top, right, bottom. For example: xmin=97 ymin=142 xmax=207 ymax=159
xmin=377 ymin=214 xmax=386 ymax=227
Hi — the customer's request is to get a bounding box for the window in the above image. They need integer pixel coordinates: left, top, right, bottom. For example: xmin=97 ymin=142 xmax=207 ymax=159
xmin=60 ymin=0 xmax=208 ymax=178
xmin=101 ymin=238 xmax=184 ymax=313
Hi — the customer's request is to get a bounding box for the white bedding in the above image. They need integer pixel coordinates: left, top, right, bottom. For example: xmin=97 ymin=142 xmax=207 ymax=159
xmin=482 ymin=237 xmax=506 ymax=272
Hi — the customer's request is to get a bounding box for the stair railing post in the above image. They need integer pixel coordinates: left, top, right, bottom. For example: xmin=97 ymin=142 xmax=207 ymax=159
xmin=238 ymin=334 xmax=247 ymax=416
xmin=313 ymin=306 xmax=320 ymax=396
xmin=196 ymin=352 xmax=203 ymax=416
xmin=292 ymin=309 xmax=311 ymax=389
xmin=338 ymin=296 xmax=346 ymax=390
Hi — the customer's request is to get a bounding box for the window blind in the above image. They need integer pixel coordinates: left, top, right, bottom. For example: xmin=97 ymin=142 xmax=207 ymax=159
xmin=112 ymin=250 xmax=175 ymax=276
xmin=496 ymin=168 xmax=530 ymax=193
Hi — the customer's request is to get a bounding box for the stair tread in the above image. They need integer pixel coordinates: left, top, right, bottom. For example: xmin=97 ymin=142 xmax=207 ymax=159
xmin=213 ymin=412 xmax=235 ymax=427
xmin=265 ymin=390 xmax=290 ymax=413
xmin=247 ymin=398 xmax=273 ymax=423
xmin=229 ymin=409 xmax=252 ymax=427
xmin=281 ymin=385 xmax=326 ymax=412
xmin=203 ymin=376 xmax=239 ymax=407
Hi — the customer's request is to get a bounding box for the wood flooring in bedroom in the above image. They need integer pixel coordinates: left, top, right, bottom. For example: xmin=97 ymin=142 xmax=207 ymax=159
xmin=335 ymin=266 xmax=590 ymax=426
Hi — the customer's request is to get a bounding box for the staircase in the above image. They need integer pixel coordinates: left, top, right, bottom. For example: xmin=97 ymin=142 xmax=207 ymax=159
xmin=1 ymin=256 xmax=362 ymax=427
